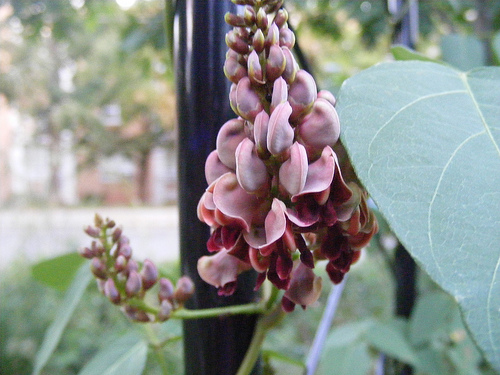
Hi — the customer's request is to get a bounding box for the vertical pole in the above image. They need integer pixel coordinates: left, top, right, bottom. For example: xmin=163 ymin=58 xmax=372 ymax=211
xmin=174 ymin=1 xmax=259 ymax=374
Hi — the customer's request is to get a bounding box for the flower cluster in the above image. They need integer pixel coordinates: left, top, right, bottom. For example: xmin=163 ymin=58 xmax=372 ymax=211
xmin=197 ymin=0 xmax=378 ymax=312
xmin=81 ymin=214 xmax=194 ymax=322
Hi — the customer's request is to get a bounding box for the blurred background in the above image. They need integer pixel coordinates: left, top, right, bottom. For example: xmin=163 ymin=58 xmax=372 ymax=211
xmin=1 ymin=0 xmax=499 ymax=374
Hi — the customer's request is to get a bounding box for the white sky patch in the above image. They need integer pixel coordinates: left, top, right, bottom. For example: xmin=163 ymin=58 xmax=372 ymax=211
xmin=116 ymin=0 xmax=137 ymax=10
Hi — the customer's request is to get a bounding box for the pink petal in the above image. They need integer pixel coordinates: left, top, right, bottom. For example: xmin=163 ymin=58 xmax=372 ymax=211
xmin=235 ymin=138 xmax=270 ymax=193
xmin=264 ymin=198 xmax=288 ymax=246
xmin=279 ymin=142 xmax=308 ymax=196
xmin=267 ymin=102 xmax=294 ymax=155
xmin=236 ymin=76 xmax=264 ymax=122
xmin=197 ymin=249 xmax=251 ymax=289
xmin=216 ymin=118 xmax=247 ymax=170
xmin=213 ymin=172 xmax=262 ymax=232
xmin=247 ymin=50 xmax=264 ymax=85
xmin=197 ymin=191 xmax=216 ymax=226
xmin=288 ymin=69 xmax=317 ymax=123
xmin=254 ymin=110 xmax=270 ymax=155
xmin=297 ymin=98 xmax=340 ymax=157
xmin=284 ymin=262 xmax=323 ymax=307
xmin=271 ymin=77 xmax=288 ymax=113
xmin=292 ymin=146 xmax=336 ymax=201
xmin=205 ymin=150 xmax=233 ymax=185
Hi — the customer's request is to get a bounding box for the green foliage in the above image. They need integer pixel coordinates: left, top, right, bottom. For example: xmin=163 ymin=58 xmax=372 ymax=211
xmin=441 ymin=34 xmax=486 ymax=70
xmin=337 ymin=60 xmax=500 ymax=371
xmin=32 ymin=253 xmax=85 ymax=291
xmin=32 ymin=264 xmax=92 ymax=375
xmin=78 ymin=332 xmax=148 ymax=375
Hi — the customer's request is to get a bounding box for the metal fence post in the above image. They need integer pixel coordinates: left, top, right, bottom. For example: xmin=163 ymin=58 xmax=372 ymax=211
xmin=173 ymin=1 xmax=259 ymax=374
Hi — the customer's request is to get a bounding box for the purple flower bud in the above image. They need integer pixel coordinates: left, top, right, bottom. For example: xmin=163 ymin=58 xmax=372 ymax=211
xmin=106 ymin=219 xmax=116 ymax=228
xmin=91 ymin=257 xmax=107 ymax=279
xmin=157 ymin=300 xmax=173 ymax=322
xmin=224 ymin=12 xmax=246 ymax=27
xmin=115 ymin=254 xmax=127 ymax=272
xmin=229 ymin=83 xmax=239 ymax=116
xmin=265 ymin=23 xmax=279 ymax=48
xmin=216 ymin=118 xmax=247 ymax=170
xmin=224 ymin=55 xmax=247 ymax=84
xmin=271 ymin=77 xmax=288 ymax=112
xmin=127 ymin=259 xmax=139 ymax=274
xmin=279 ymin=142 xmax=308 ymax=195
xmin=256 ymin=7 xmax=268 ymax=31
xmin=247 ymin=50 xmax=265 ymax=85
xmin=112 ymin=227 xmax=122 ymax=243
xmin=134 ymin=310 xmax=151 ymax=322
xmin=235 ymin=77 xmax=264 ymax=122
xmin=265 ymin=0 xmax=284 ymax=13
xmin=235 ymin=138 xmax=269 ymax=193
xmin=265 ymin=45 xmax=286 ymax=82
xmin=79 ymin=246 xmax=95 ymax=259
xmin=279 ymin=27 xmax=295 ymax=49
xmin=226 ymin=30 xmax=249 ymax=54
xmin=273 ymin=8 xmax=288 ymax=28
xmin=252 ymin=29 xmax=265 ymax=53
xmin=318 ymin=89 xmax=336 ymax=107
xmin=84 ymin=225 xmax=100 ymax=238
xmin=104 ymin=278 xmax=121 ymax=304
xmin=158 ymin=277 xmax=175 ymax=302
xmin=174 ymin=276 xmax=195 ymax=304
xmin=125 ymin=270 xmax=143 ymax=297
xmin=284 ymin=262 xmax=322 ymax=307
xmin=119 ymin=243 xmax=132 ymax=260
xmin=281 ymin=47 xmax=299 ymax=83
xmin=141 ymin=259 xmax=158 ymax=290
xmin=288 ymin=70 xmax=317 ymax=123
xmin=244 ymin=6 xmax=256 ymax=25
xmin=267 ymin=102 xmax=294 ymax=155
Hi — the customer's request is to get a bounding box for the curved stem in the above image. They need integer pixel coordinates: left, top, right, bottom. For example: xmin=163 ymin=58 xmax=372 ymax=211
xmin=171 ymin=302 xmax=266 ymax=320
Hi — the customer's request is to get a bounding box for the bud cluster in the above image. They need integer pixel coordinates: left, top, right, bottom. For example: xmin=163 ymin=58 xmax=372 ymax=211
xmin=81 ymin=214 xmax=194 ymax=322
xmin=197 ymin=0 xmax=378 ymax=312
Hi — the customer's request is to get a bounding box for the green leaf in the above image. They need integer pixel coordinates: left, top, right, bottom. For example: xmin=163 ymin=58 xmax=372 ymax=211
xmin=32 ymin=263 xmax=92 ymax=375
xmin=391 ymin=45 xmax=443 ymax=64
xmin=317 ymin=342 xmax=372 ymax=375
xmin=325 ymin=319 xmax=374 ymax=347
xmin=365 ymin=320 xmax=418 ymax=366
xmin=78 ymin=332 xmax=148 ymax=375
xmin=337 ymin=61 xmax=500 ymax=371
xmin=32 ymin=252 xmax=86 ymax=291
xmin=441 ymin=34 xmax=486 ymax=70
xmin=262 ymin=350 xmax=305 ymax=368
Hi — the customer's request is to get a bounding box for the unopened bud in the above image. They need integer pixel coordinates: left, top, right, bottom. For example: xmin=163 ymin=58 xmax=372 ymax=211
xmin=247 ymin=50 xmax=264 ymax=85
xmin=265 ymin=23 xmax=280 ymax=48
xmin=115 ymin=254 xmax=127 ymax=272
xmin=244 ymin=5 xmax=256 ymax=25
xmin=226 ymin=30 xmax=249 ymax=54
xmin=127 ymin=259 xmax=139 ymax=274
xmin=106 ymin=219 xmax=116 ymax=229
xmin=279 ymin=27 xmax=295 ymax=49
xmin=104 ymin=278 xmax=121 ymax=304
xmin=252 ymin=29 xmax=265 ymax=53
xmin=126 ymin=270 xmax=143 ymax=297
xmin=141 ymin=259 xmax=158 ymax=290
xmin=256 ymin=8 xmax=268 ymax=31
xmin=158 ymin=277 xmax=175 ymax=302
xmin=157 ymin=300 xmax=173 ymax=322
xmin=91 ymin=257 xmax=107 ymax=279
xmin=84 ymin=225 xmax=100 ymax=238
xmin=174 ymin=276 xmax=195 ymax=304
xmin=224 ymin=12 xmax=246 ymax=27
xmin=112 ymin=227 xmax=122 ymax=243
xmin=273 ymin=8 xmax=288 ymax=28
xmin=281 ymin=47 xmax=298 ymax=83
xmin=265 ymin=44 xmax=285 ymax=81
xmin=119 ymin=244 xmax=132 ymax=260
xmin=224 ymin=55 xmax=247 ymax=84
xmin=79 ymin=246 xmax=95 ymax=259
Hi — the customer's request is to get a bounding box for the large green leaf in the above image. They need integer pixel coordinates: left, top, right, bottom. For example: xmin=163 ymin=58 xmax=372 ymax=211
xmin=337 ymin=61 xmax=500 ymax=371
xmin=32 ymin=252 xmax=86 ymax=291
xmin=78 ymin=332 xmax=148 ymax=375
xmin=32 ymin=263 xmax=92 ymax=375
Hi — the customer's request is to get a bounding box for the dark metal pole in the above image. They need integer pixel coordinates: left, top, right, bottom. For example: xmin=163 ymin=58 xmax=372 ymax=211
xmin=174 ymin=1 xmax=259 ymax=374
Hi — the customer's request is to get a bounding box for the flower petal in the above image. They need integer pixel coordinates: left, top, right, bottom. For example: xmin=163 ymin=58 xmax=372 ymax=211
xmin=288 ymin=69 xmax=317 ymax=123
xmin=205 ymin=150 xmax=233 ymax=185
xmin=292 ymin=146 xmax=336 ymax=201
xmin=213 ymin=172 xmax=262 ymax=232
xmin=267 ymin=102 xmax=294 ymax=155
xmin=284 ymin=262 xmax=323 ymax=307
xmin=264 ymin=198 xmax=288 ymax=246
xmin=236 ymin=76 xmax=263 ymax=122
xmin=197 ymin=249 xmax=251 ymax=289
xmin=216 ymin=118 xmax=247 ymax=170
xmin=254 ymin=110 xmax=270 ymax=156
xmin=271 ymin=77 xmax=288 ymax=113
xmin=235 ymin=138 xmax=270 ymax=193
xmin=279 ymin=142 xmax=308 ymax=196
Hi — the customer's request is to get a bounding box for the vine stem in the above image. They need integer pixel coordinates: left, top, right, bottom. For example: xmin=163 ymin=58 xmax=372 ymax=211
xmin=171 ymin=302 xmax=266 ymax=320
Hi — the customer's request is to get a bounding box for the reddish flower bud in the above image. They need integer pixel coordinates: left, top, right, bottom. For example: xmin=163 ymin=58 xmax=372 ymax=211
xmin=141 ymin=259 xmax=158 ymax=290
xmin=256 ymin=7 xmax=268 ymax=31
xmin=273 ymin=8 xmax=288 ymax=28
xmin=112 ymin=227 xmax=122 ymax=243
xmin=158 ymin=277 xmax=175 ymax=302
xmin=84 ymin=225 xmax=100 ymax=238
xmin=104 ymin=278 xmax=121 ymax=304
xmin=224 ymin=55 xmax=247 ymax=84
xmin=288 ymin=69 xmax=317 ymax=123
xmin=252 ymin=29 xmax=265 ymax=53
xmin=115 ymin=254 xmax=127 ymax=272
xmin=226 ymin=30 xmax=249 ymax=54
xmin=244 ymin=6 xmax=256 ymax=25
xmin=279 ymin=27 xmax=295 ymax=49
xmin=79 ymin=246 xmax=95 ymax=259
xmin=253 ymin=110 xmax=270 ymax=156
xmin=174 ymin=276 xmax=195 ymax=304
xmin=265 ymin=23 xmax=279 ymax=48
xmin=224 ymin=12 xmax=246 ymax=27
xmin=318 ymin=89 xmax=336 ymax=107
xmin=126 ymin=270 xmax=143 ymax=297
xmin=119 ymin=243 xmax=132 ymax=260
xmin=235 ymin=77 xmax=264 ymax=122
xmin=216 ymin=118 xmax=247 ymax=170
xmin=247 ymin=50 xmax=265 ymax=85
xmin=270 ymin=76 xmax=288 ymax=112
xmin=94 ymin=213 xmax=103 ymax=228
xmin=265 ymin=45 xmax=286 ymax=82
xmin=281 ymin=47 xmax=298 ymax=83
xmin=267 ymin=102 xmax=294 ymax=155
xmin=91 ymin=257 xmax=107 ymax=279
xmin=236 ymin=138 xmax=269 ymax=193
